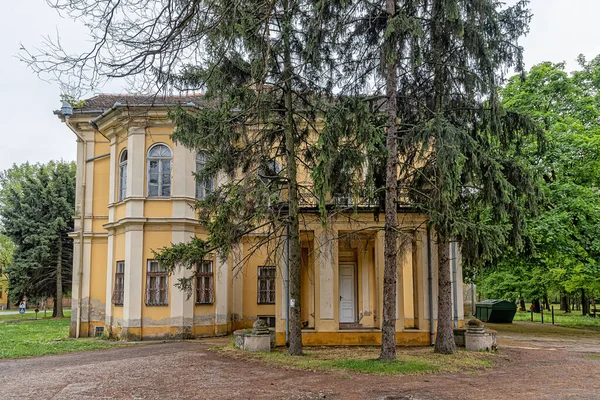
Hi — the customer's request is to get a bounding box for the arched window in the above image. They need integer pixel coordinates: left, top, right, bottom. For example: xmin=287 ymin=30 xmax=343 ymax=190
xmin=147 ymin=144 xmax=172 ymax=197
xmin=196 ymin=151 xmax=216 ymax=200
xmin=118 ymin=149 xmax=128 ymax=201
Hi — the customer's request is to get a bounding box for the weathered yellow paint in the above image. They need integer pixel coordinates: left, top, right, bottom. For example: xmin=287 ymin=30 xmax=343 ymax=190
xmin=241 ymin=237 xmax=276 ymax=322
xmin=275 ymin=330 xmax=432 ymax=347
xmin=144 ymin=201 xmax=173 ymax=218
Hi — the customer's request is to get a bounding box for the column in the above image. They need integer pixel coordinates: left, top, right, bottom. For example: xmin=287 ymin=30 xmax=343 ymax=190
xmin=317 ymin=229 xmax=335 ymax=330
xmin=123 ymin=223 xmax=144 ymax=340
xmin=126 ymin=128 xmax=145 ymax=218
xmin=170 ymin=225 xmax=195 ymax=338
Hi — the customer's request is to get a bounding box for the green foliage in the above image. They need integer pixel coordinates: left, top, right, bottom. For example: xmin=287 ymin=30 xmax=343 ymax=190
xmin=482 ymin=57 xmax=600 ymax=303
xmin=0 ymin=161 xmax=76 ymax=305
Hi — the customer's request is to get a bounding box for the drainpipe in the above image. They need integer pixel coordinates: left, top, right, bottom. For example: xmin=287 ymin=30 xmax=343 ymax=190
xmin=471 ymin=281 xmax=476 ymax=316
xmin=65 ymin=118 xmax=86 ymax=339
xmin=451 ymin=240 xmax=458 ymax=328
xmin=427 ymin=226 xmax=434 ymax=346
xmin=285 ymin=223 xmax=290 ymax=345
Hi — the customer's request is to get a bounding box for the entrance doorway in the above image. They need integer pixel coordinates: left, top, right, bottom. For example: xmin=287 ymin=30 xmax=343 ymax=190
xmin=339 ymin=262 xmax=357 ymax=323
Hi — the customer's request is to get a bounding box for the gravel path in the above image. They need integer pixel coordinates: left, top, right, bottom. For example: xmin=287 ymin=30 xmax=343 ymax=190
xmin=1 ymin=324 xmax=599 ymax=399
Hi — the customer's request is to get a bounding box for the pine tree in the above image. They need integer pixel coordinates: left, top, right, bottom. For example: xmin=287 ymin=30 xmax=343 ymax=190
xmin=0 ymin=162 xmax=75 ymax=317
xmin=401 ymin=0 xmax=537 ymax=353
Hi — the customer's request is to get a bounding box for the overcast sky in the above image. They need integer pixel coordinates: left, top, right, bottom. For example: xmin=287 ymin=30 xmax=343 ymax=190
xmin=1 ymin=0 xmax=600 ymax=172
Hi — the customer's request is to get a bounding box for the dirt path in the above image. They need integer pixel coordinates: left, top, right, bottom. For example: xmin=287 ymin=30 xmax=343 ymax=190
xmin=0 ymin=324 xmax=599 ymax=400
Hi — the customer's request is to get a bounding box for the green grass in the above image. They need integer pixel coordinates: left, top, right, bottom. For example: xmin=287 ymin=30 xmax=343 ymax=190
xmin=512 ymin=309 xmax=600 ymax=329
xmin=585 ymin=355 xmax=600 ymax=360
xmin=0 ymin=311 xmax=128 ymax=359
xmin=0 ymin=309 xmax=69 ymax=321
xmin=218 ymin=345 xmax=493 ymax=375
xmin=321 ymin=359 xmax=438 ymax=374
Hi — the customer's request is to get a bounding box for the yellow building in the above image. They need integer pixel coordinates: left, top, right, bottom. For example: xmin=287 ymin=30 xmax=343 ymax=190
xmin=57 ymin=94 xmax=464 ymax=345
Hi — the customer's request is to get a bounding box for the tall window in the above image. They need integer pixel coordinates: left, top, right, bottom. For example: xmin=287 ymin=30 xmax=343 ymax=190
xmin=257 ymin=266 xmax=276 ymax=304
xmin=146 ymin=260 xmax=168 ymax=306
xmin=147 ymin=144 xmax=172 ymax=197
xmin=112 ymin=261 xmax=125 ymax=306
xmin=118 ymin=149 xmax=128 ymax=201
xmin=195 ymin=260 xmax=214 ymax=304
xmin=196 ymin=152 xmax=216 ymax=200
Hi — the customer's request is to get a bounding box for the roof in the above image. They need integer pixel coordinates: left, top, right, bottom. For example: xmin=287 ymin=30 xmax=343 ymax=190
xmin=77 ymin=93 xmax=205 ymax=111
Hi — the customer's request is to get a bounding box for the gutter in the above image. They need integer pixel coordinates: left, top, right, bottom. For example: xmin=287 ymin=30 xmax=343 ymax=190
xmin=427 ymin=226 xmax=434 ymax=346
xmin=452 ymin=240 xmax=459 ymax=328
xmin=285 ymin=223 xmax=290 ymax=346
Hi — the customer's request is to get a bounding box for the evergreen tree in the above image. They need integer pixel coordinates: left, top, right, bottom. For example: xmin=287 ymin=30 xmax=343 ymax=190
xmin=0 ymin=162 xmax=76 ymax=317
xmin=403 ymin=0 xmax=537 ymax=353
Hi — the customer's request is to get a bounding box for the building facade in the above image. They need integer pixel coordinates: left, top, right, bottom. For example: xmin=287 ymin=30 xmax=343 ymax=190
xmin=58 ymin=94 xmax=464 ymax=346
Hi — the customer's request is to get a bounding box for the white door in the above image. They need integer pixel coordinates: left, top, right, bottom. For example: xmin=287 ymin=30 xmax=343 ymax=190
xmin=339 ymin=263 xmax=356 ymax=323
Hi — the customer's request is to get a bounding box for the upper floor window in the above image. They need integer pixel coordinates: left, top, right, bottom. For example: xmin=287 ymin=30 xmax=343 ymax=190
xmin=147 ymin=144 xmax=172 ymax=197
xmin=118 ymin=149 xmax=128 ymax=201
xmin=196 ymin=152 xmax=216 ymax=200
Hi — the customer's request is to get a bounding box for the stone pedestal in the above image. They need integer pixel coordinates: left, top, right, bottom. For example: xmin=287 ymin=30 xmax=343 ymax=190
xmin=465 ymin=329 xmax=497 ymax=352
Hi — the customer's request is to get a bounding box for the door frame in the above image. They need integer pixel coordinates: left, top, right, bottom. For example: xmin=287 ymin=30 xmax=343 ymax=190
xmin=338 ymin=262 xmax=358 ymax=324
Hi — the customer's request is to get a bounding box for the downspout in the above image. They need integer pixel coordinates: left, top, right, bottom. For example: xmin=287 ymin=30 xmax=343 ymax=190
xmin=427 ymin=226 xmax=434 ymax=346
xmin=286 ymin=223 xmax=290 ymax=345
xmin=65 ymin=118 xmax=86 ymax=339
xmin=451 ymin=240 xmax=458 ymax=328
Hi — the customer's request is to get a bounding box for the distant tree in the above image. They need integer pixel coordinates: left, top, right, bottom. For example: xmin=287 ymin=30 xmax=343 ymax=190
xmin=484 ymin=58 xmax=600 ymax=315
xmin=0 ymin=234 xmax=16 ymax=308
xmin=0 ymin=162 xmax=76 ymax=317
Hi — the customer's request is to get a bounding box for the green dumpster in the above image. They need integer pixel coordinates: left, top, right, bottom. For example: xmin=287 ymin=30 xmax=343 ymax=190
xmin=475 ymin=299 xmax=517 ymax=323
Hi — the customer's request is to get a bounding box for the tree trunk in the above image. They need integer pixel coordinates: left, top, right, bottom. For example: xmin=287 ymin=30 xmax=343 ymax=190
xmin=532 ymin=299 xmax=540 ymax=313
xmin=55 ymin=235 xmax=64 ymax=318
xmin=519 ymin=298 xmax=526 ymax=312
xmin=560 ymin=292 xmax=569 ymax=312
xmin=543 ymin=295 xmax=550 ymax=312
xmin=282 ymin=0 xmax=302 ymax=357
xmin=435 ymin=232 xmax=455 ymax=354
xmin=581 ymin=288 xmax=589 ymax=316
xmin=379 ymin=0 xmax=400 ymax=362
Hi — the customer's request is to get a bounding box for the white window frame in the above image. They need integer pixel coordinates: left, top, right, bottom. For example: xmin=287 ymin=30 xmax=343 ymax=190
xmin=195 ymin=260 xmax=214 ymax=304
xmin=196 ymin=151 xmax=216 ymax=200
xmin=147 ymin=144 xmax=172 ymax=197
xmin=118 ymin=149 xmax=128 ymax=202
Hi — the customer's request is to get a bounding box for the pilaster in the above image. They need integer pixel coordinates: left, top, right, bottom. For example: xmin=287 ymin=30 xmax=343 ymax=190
xmin=170 ymin=225 xmax=195 ymax=338
xmin=123 ymin=223 xmax=144 ymax=340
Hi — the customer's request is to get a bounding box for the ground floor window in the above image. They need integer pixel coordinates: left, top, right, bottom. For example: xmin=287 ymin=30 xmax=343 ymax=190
xmin=113 ymin=261 xmax=125 ymax=306
xmin=146 ymin=260 xmax=168 ymax=306
xmin=196 ymin=260 xmax=214 ymax=304
xmin=257 ymin=315 xmax=276 ymax=328
xmin=257 ymin=266 xmax=276 ymax=304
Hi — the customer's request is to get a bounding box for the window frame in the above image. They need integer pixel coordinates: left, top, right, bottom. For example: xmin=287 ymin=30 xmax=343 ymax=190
xmin=195 ymin=259 xmax=214 ymax=305
xmin=118 ymin=149 xmax=128 ymax=202
xmin=112 ymin=261 xmax=125 ymax=306
xmin=146 ymin=143 xmax=173 ymax=198
xmin=257 ymin=266 xmax=276 ymax=304
xmin=145 ymin=260 xmax=169 ymax=306
xmin=195 ymin=151 xmax=216 ymax=200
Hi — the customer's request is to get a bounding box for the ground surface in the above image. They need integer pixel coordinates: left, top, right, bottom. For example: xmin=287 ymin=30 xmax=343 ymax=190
xmin=1 ymin=322 xmax=599 ymax=399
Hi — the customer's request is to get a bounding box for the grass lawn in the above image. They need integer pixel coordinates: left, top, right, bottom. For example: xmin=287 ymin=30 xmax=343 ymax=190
xmin=215 ymin=345 xmax=494 ymax=376
xmin=0 ymin=311 xmax=129 ymax=359
xmin=512 ymin=308 xmax=600 ymax=329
